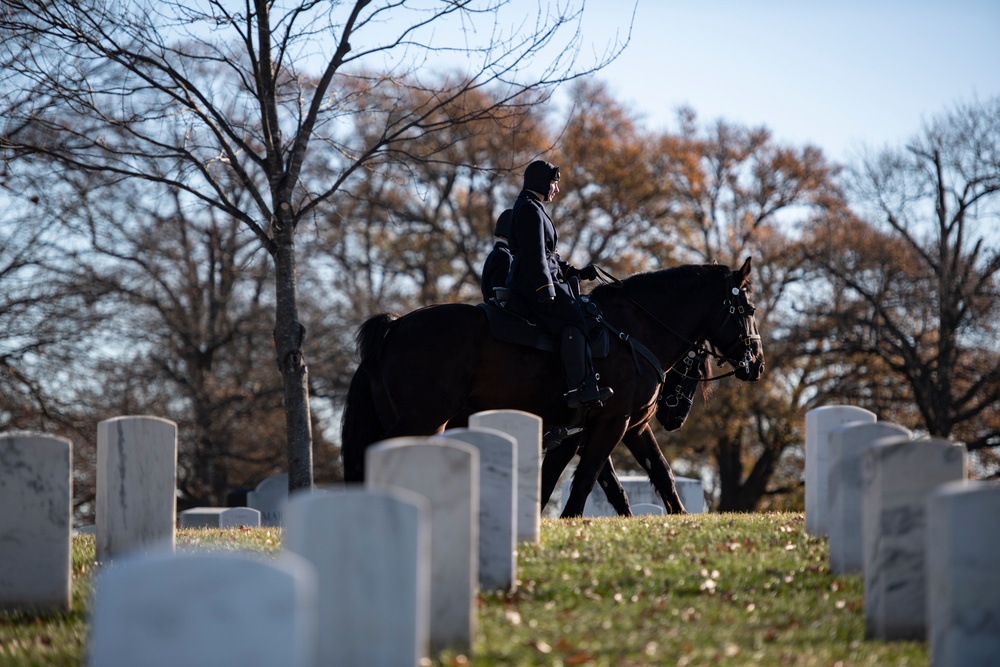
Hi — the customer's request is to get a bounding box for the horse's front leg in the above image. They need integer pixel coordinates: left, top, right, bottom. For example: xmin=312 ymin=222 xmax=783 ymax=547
xmin=540 ymin=431 xmax=583 ymax=510
xmin=561 ymin=418 xmax=629 ymax=518
xmin=623 ymin=423 xmax=687 ymax=514
xmin=597 ymin=457 xmax=632 ymax=517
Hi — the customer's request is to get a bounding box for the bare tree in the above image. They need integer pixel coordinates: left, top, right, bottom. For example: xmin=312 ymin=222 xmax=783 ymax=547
xmin=0 ymin=189 xmax=106 ymax=432
xmin=1 ymin=0 xmax=633 ymax=490
xmin=648 ymin=109 xmax=846 ymax=511
xmin=552 ymin=79 xmax=680 ymax=273
xmin=801 ymin=97 xmax=1000 ymax=461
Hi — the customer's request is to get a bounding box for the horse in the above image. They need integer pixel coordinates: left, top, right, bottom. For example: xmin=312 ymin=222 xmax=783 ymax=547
xmin=341 ymin=258 xmax=765 ymax=518
xmin=541 ymin=344 xmax=712 ymax=517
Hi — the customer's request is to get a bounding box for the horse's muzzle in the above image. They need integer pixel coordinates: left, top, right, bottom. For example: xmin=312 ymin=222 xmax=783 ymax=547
xmin=735 ymin=356 xmax=765 ymax=381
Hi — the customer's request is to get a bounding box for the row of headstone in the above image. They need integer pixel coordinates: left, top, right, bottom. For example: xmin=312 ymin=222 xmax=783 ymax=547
xmin=806 ymin=405 xmax=999 ymax=666
xmin=559 ymin=474 xmax=706 ymax=517
xmin=86 ymin=409 xmax=544 ymax=665
xmin=2 ymin=416 xmax=180 ymax=613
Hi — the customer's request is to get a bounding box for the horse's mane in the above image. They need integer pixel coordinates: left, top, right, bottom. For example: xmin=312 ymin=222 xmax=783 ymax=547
xmin=590 ymin=263 xmax=730 ymax=301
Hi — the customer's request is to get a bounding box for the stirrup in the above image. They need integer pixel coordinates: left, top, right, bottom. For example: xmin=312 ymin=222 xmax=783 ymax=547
xmin=564 ymin=384 xmax=614 ymax=409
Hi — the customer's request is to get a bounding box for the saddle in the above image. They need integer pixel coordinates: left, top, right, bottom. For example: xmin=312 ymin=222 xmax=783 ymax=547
xmin=478 ymin=288 xmax=610 ymax=358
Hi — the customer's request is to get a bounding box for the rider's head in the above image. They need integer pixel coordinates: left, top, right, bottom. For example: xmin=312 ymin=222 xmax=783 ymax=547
xmin=494 ymin=209 xmax=512 ymax=239
xmin=524 ymin=160 xmax=560 ymax=201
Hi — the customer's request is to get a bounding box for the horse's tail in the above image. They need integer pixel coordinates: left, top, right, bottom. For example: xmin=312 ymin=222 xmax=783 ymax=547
xmin=340 ymin=313 xmax=398 ymax=482
xmin=355 ymin=312 xmax=397 ymax=365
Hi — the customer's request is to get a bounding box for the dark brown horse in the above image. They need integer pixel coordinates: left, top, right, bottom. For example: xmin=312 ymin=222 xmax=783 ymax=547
xmin=341 ymin=259 xmax=765 ymax=517
xmin=542 ymin=344 xmax=713 ymax=516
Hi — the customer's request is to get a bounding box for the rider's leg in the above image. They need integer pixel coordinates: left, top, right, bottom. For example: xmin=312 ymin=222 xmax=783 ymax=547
xmin=560 ymin=326 xmax=613 ymax=408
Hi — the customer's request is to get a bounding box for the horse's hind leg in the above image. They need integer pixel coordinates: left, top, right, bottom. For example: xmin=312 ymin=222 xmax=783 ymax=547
xmin=597 ymin=458 xmax=632 ymax=517
xmin=623 ymin=424 xmax=687 ymax=514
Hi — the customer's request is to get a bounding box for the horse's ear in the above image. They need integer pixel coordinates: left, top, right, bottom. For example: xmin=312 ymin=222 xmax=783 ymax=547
xmin=737 ymin=256 xmax=752 ymax=286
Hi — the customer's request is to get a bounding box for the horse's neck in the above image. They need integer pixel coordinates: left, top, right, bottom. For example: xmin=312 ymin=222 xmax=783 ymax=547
xmin=647 ymin=306 xmax=710 ymax=371
xmin=598 ymin=288 xmax=713 ymax=371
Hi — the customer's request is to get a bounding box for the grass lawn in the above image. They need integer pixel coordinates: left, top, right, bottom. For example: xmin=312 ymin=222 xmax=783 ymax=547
xmin=0 ymin=513 xmax=928 ymax=666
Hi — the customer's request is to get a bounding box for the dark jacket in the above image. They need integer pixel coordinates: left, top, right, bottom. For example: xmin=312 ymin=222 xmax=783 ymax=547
xmin=506 ymin=190 xmax=586 ymax=333
xmin=480 ymin=240 xmax=513 ymax=302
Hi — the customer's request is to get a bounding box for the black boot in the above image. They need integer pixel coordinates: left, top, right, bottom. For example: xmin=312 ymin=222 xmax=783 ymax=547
xmin=560 ymin=327 xmax=613 ymax=409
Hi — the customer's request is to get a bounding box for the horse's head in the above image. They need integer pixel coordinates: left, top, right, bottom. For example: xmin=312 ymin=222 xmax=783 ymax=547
xmin=707 ymin=257 xmax=765 ymax=382
xmin=657 ymin=344 xmax=711 ymax=431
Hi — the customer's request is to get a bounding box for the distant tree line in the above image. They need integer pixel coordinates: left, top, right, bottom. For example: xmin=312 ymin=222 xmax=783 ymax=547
xmin=2 ymin=3 xmax=998 ymax=517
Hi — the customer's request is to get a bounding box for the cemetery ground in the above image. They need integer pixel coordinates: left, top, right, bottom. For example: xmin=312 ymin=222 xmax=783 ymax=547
xmin=0 ymin=513 xmax=926 ymax=667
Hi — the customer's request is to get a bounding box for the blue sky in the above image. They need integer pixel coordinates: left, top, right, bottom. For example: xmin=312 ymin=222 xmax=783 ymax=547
xmin=574 ymin=1 xmax=1000 ymax=164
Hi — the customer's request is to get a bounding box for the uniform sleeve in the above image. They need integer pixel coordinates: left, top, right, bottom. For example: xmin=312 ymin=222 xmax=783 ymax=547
xmin=512 ymin=201 xmax=556 ymax=301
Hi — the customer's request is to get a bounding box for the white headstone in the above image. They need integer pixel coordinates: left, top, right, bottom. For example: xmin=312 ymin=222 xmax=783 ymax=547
xmin=926 ymin=480 xmax=1000 ymax=667
xmin=366 ymin=437 xmax=478 ymax=653
xmin=827 ymin=422 xmax=911 ymax=574
xmin=284 ymin=488 xmax=431 ymax=667
xmin=178 ymin=507 xmax=262 ymax=529
xmin=96 ymin=416 xmax=177 ymax=561
xmin=87 ymin=551 xmax=317 ymax=667
xmin=247 ymin=473 xmax=287 ymax=527
xmin=561 ymin=474 xmax=705 ymax=517
xmin=862 ymin=436 xmax=966 ymax=640
xmin=178 ymin=507 xmax=227 ymax=529
xmin=676 ymin=476 xmax=706 ymax=513
xmin=0 ymin=433 xmax=72 ymax=612
xmin=469 ymin=410 xmax=542 ymax=543
xmin=440 ymin=427 xmax=518 ymax=591
xmin=219 ymin=507 xmax=261 ymax=528
xmin=804 ymin=405 xmax=876 ymax=536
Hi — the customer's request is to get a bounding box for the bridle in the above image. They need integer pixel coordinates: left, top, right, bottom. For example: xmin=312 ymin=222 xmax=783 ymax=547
xmin=659 ymin=344 xmax=709 ymax=409
xmin=708 ymin=271 xmax=762 ymax=378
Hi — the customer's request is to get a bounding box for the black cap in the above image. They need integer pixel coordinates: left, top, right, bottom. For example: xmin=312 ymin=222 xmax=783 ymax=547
xmin=494 ymin=209 xmax=512 ymax=238
xmin=523 ymin=160 xmax=560 ymax=194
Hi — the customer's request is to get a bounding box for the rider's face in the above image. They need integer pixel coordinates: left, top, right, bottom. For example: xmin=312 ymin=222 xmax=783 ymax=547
xmin=545 ymin=180 xmax=560 ymax=202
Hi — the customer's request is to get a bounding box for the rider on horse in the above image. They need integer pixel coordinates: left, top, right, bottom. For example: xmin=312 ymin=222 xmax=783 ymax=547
xmin=505 ymin=160 xmax=612 ymax=410
xmin=480 ymin=209 xmax=513 ymax=302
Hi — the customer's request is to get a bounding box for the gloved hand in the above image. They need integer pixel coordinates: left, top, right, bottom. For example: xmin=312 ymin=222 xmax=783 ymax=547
xmin=578 ymin=264 xmax=598 ymax=281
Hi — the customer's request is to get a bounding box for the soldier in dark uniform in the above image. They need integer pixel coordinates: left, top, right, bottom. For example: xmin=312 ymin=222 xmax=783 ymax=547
xmin=506 ymin=160 xmax=612 ymax=409
xmin=480 ymin=209 xmax=513 ymax=302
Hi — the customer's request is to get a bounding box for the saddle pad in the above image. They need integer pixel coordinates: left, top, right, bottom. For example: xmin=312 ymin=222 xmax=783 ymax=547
xmin=478 ymin=302 xmax=610 ymax=358
xmin=478 ymin=302 xmax=557 ymax=352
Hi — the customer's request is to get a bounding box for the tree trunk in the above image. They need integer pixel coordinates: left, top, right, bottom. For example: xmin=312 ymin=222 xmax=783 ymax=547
xmin=272 ymin=219 xmax=313 ymax=492
xmin=716 ymin=433 xmax=743 ymax=512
